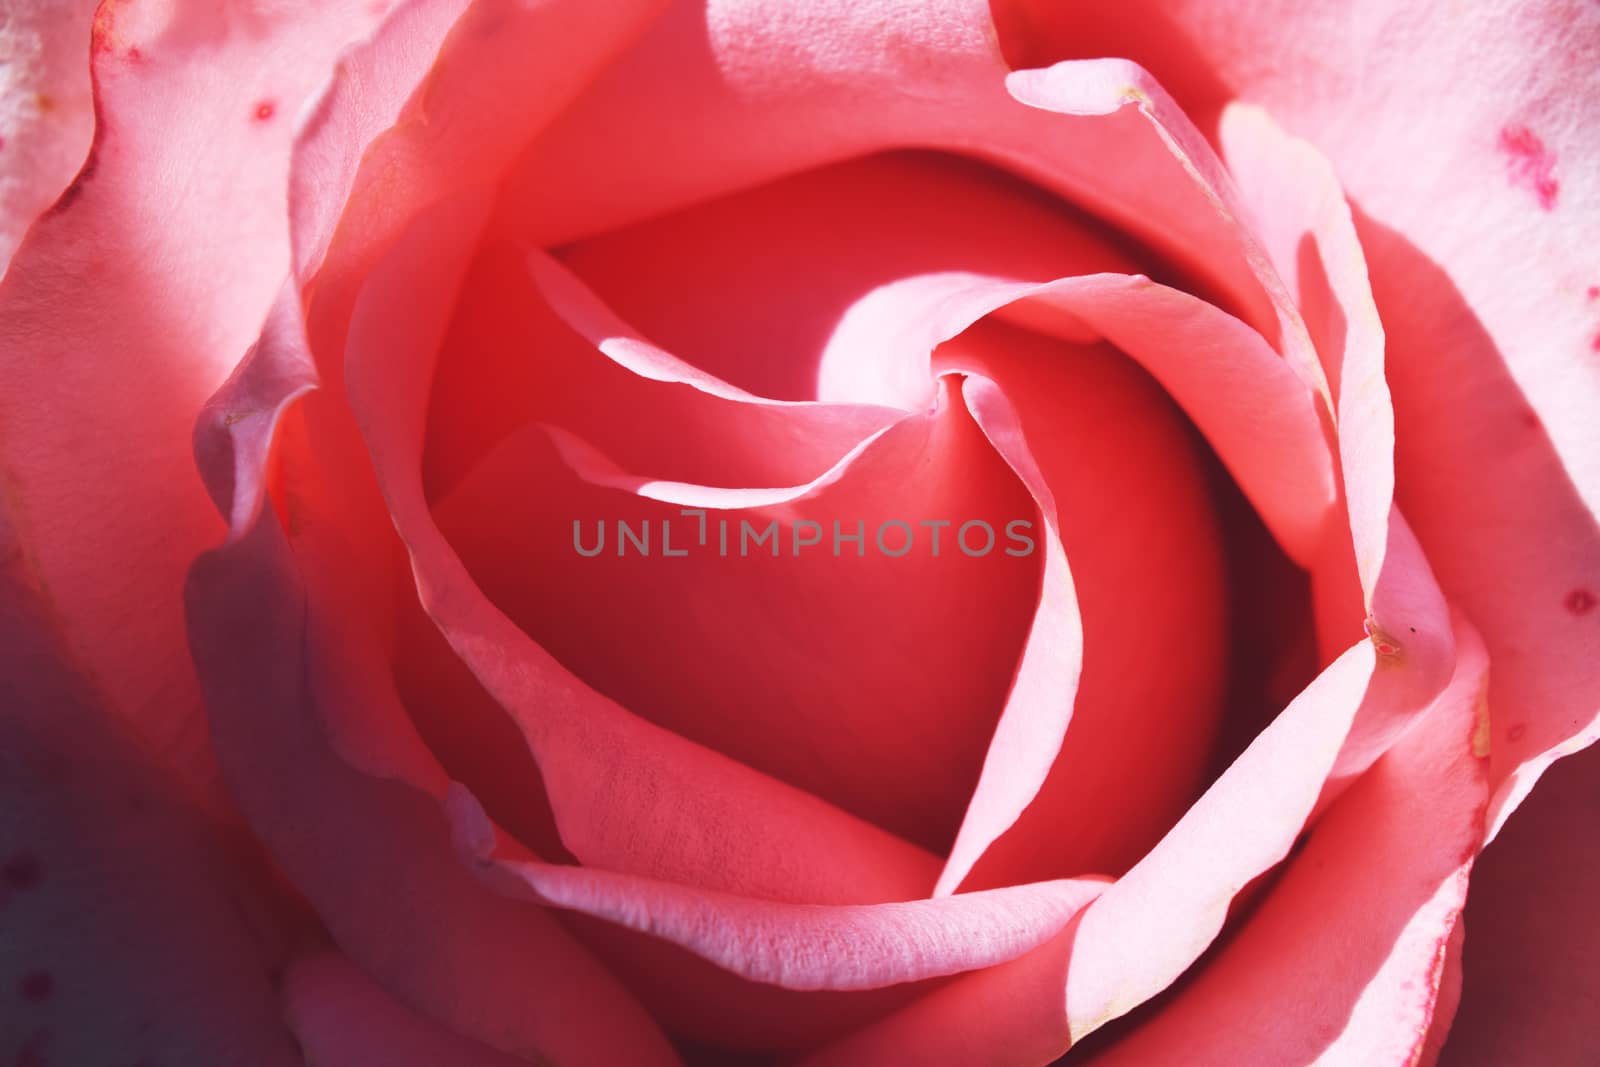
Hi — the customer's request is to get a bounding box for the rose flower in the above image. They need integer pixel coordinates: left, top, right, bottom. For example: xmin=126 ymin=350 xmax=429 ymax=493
xmin=1 ymin=0 xmax=1596 ymax=1064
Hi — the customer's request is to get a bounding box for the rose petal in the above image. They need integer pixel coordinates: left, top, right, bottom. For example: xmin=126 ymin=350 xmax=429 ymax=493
xmin=1207 ymin=103 xmax=1458 ymax=809
xmin=187 ymin=271 xmax=681 ymax=1065
xmin=1438 ymin=737 xmax=1600 ymax=1066
xmin=1072 ymin=617 xmax=1488 ymax=1067
xmin=0 ymin=0 xmax=96 ymax=272
xmin=798 ymin=617 xmax=1489 ymax=1065
xmin=995 ymin=0 xmax=1600 ymax=848
xmin=435 ymin=392 xmax=1038 ymax=863
xmin=449 ymin=783 xmax=1108 ymax=993
xmin=552 ymin=145 xmax=1335 ymax=561
xmin=0 ymin=0 xmax=387 ymax=807
xmin=0 ymin=505 xmax=301 ymax=1066
xmin=932 ymin=328 xmax=1226 ymax=892
xmin=346 ymin=191 xmax=946 ymax=902
xmin=498 ymin=1 xmax=1321 ymax=372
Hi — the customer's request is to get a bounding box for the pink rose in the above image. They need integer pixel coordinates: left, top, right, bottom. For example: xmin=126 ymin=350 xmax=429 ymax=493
xmin=2 ymin=0 xmax=1596 ymax=1064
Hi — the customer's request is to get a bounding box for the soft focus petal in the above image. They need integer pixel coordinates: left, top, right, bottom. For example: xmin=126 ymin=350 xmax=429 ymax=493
xmin=282 ymin=954 xmax=555 ymax=1067
xmin=0 ymin=0 xmax=389 ymax=807
xmin=1439 ymin=738 xmax=1600 ymax=1066
xmin=0 ymin=0 xmax=96 ymax=273
xmin=0 ymin=506 xmax=301 ymax=1066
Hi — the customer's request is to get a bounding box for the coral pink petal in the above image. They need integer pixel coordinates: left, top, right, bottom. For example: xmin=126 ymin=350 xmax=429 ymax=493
xmin=1439 ymin=738 xmax=1600 ymax=1066
xmin=934 ymin=328 xmax=1227 ymax=892
xmin=0 ymin=0 xmax=387 ymax=808
xmin=995 ymin=0 xmax=1600 ymax=848
xmin=282 ymin=954 xmax=554 ymax=1067
xmin=346 ymin=193 xmax=945 ymax=902
xmin=1078 ymin=618 xmax=1489 ymax=1067
xmin=0 ymin=0 xmax=96 ymax=272
xmin=0 ymin=508 xmax=301 ymax=1066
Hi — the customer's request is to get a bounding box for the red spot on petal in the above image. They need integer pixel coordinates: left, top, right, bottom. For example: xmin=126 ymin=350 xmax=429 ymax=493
xmin=1566 ymin=588 xmax=1597 ymax=615
xmin=253 ymin=100 xmax=275 ymax=122
xmin=18 ymin=972 xmax=53 ymax=1003
xmin=1590 ymin=331 xmax=1600 ymax=353
xmin=2 ymin=853 xmax=41 ymax=890
xmin=1586 ymin=285 xmax=1600 ymax=301
xmin=1508 ymin=723 xmax=1528 ymax=743
xmin=1499 ymin=124 xmax=1560 ymax=210
xmin=1521 ymin=408 xmax=1541 ymax=429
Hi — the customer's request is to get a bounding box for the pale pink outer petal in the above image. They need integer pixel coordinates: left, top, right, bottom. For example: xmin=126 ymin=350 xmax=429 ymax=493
xmin=0 ymin=0 xmax=96 ymax=273
xmin=281 ymin=954 xmax=549 ymax=1067
xmin=1438 ymin=738 xmax=1600 ymax=1066
xmin=0 ymin=0 xmax=389 ymax=809
xmin=1074 ymin=619 xmax=1489 ymax=1067
xmin=0 ymin=505 xmax=302 ymax=1066
xmin=1000 ymin=0 xmax=1600 ymax=844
